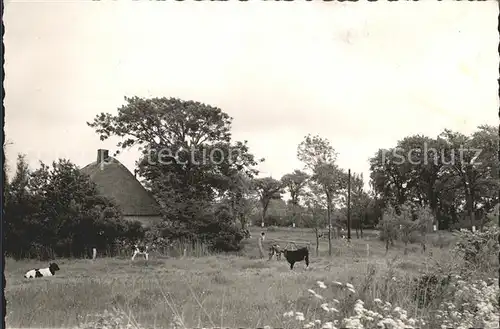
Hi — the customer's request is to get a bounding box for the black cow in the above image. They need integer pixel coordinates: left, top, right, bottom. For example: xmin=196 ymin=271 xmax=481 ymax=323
xmin=282 ymin=247 xmax=309 ymax=270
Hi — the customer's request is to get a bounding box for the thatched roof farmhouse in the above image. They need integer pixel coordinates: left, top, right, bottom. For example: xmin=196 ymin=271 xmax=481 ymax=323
xmin=81 ymin=149 xmax=162 ymax=227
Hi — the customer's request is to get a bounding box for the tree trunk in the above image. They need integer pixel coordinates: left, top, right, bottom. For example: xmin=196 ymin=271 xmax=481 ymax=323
xmin=261 ymin=203 xmax=268 ymax=227
xmin=315 ymin=227 xmax=319 ymax=257
xmin=420 ymin=232 xmax=427 ymax=253
xmin=327 ymin=194 xmax=332 ymax=256
xmin=360 ymin=213 xmax=365 ymax=238
xmin=239 ymin=214 xmax=246 ymax=230
xmin=464 ymin=182 xmax=475 ymax=229
xmin=468 ymin=197 xmax=475 ymax=230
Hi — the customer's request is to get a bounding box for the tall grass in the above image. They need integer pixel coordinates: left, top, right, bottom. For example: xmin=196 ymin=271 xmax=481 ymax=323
xmin=6 ymin=227 xmax=494 ymax=329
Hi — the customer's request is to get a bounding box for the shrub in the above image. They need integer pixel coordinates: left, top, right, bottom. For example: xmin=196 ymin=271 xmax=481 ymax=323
xmin=150 ymin=204 xmax=244 ymax=253
xmin=453 ymin=226 xmax=499 ymax=271
xmin=3 ymin=157 xmax=147 ymax=259
xmin=413 ymin=273 xmax=451 ymax=308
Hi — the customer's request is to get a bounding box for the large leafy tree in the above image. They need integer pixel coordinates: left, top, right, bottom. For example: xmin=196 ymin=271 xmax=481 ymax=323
xmin=298 ymin=134 xmax=347 ymax=256
xmin=369 ymin=147 xmax=414 ymax=214
xmin=347 ymin=172 xmax=371 ymax=238
xmin=87 ymin=97 xmax=261 ymax=248
xmin=220 ymin=172 xmax=257 ymax=229
xmin=281 ymin=170 xmax=309 ymax=227
xmin=438 ymin=125 xmax=499 ymax=228
xmin=3 ymin=154 xmax=35 ymax=257
xmin=302 ymin=181 xmax=328 ymax=256
xmin=253 ymin=177 xmax=283 ymax=226
xmin=368 ymin=125 xmax=498 ymax=231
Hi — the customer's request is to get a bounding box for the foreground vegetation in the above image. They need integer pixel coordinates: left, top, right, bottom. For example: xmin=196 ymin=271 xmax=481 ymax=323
xmin=6 ymin=227 xmax=498 ymax=329
xmin=4 ymin=97 xmax=498 ymax=328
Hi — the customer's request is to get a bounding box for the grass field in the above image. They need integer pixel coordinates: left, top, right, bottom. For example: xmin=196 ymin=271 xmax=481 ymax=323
xmin=5 ymin=228 xmax=460 ymax=328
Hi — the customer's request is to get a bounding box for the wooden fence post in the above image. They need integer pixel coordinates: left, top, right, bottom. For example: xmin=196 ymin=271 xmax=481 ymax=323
xmin=258 ymin=232 xmax=266 ymax=258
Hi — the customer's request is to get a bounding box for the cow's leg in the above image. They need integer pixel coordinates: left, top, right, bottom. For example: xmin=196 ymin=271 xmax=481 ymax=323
xmin=305 ymin=254 xmax=309 ymax=268
xmin=131 ymin=251 xmax=137 ymax=260
xmin=290 ymin=261 xmax=295 ymax=270
xmin=145 ymin=253 xmax=149 ymax=261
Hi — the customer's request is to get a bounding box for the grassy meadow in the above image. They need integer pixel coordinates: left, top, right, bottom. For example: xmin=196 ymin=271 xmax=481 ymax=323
xmin=4 ymin=227 xmax=476 ymax=328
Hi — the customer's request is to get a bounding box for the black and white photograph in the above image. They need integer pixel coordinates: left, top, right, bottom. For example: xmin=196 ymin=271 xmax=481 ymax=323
xmin=3 ymin=1 xmax=499 ymax=328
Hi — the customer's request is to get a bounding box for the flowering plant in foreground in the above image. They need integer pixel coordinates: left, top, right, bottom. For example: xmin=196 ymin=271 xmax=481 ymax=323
xmin=75 ymin=277 xmax=499 ymax=329
xmin=434 ymin=276 xmax=499 ymax=329
xmin=282 ymin=278 xmax=499 ymax=329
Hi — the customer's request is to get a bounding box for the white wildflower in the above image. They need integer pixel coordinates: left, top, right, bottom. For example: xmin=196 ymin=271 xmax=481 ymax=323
xmin=283 ymin=311 xmax=294 ymax=318
xmin=346 ymin=283 xmax=354 ymax=289
xmin=317 ymin=281 xmax=327 ymax=289
xmin=321 ymin=322 xmax=335 ymax=329
xmin=295 ymin=312 xmax=305 ymax=321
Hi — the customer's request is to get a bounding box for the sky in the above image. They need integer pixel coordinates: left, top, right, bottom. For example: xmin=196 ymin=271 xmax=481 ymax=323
xmin=4 ymin=1 xmax=499 ymax=194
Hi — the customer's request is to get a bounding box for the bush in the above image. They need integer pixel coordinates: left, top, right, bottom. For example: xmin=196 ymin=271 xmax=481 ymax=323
xmin=4 ymin=157 xmax=145 ymax=259
xmin=151 ymin=203 xmax=244 ymax=253
xmin=413 ymin=273 xmax=451 ymax=308
xmin=453 ymin=226 xmax=499 ymax=271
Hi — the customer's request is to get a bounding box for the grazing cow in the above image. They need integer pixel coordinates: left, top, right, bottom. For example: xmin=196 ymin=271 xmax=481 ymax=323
xmin=268 ymin=244 xmax=282 ymax=261
xmin=24 ymin=263 xmax=60 ymax=279
xmin=131 ymin=244 xmax=149 ymax=261
xmin=282 ymin=247 xmax=309 ymax=270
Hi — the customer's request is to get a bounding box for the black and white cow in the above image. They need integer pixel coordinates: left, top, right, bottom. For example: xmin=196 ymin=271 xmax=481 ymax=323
xmin=24 ymin=263 xmax=60 ymax=279
xmin=131 ymin=244 xmax=150 ymax=261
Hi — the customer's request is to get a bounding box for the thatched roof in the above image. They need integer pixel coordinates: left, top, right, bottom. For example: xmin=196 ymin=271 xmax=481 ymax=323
xmin=80 ymin=149 xmax=161 ymax=216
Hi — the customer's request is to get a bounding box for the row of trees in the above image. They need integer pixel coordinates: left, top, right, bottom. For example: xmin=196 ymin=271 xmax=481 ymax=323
xmin=4 ymin=156 xmax=145 ymax=259
xmin=4 ymin=96 xmax=498 ymax=259
xmin=369 ymin=125 xmax=498 ymax=230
